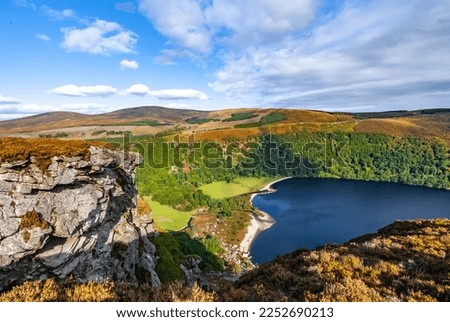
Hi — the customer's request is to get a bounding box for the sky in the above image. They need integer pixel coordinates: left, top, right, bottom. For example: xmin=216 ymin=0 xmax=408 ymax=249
xmin=1 ymin=0 xmax=450 ymax=120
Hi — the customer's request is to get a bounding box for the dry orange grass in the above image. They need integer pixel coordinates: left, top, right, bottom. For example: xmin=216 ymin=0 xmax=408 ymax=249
xmin=137 ymin=196 xmax=152 ymax=216
xmin=355 ymin=118 xmax=428 ymax=137
xmin=283 ymin=109 xmax=346 ymax=123
xmin=192 ymin=120 xmax=357 ymax=142
xmin=191 ymin=212 xmax=251 ymax=246
xmin=0 ymin=279 xmax=216 ymax=302
xmin=0 ymin=137 xmax=109 ymax=170
xmin=354 ymin=117 xmax=450 ymax=146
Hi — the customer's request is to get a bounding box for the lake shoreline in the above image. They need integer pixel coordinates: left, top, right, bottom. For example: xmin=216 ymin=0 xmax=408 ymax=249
xmin=240 ymin=177 xmax=293 ymax=257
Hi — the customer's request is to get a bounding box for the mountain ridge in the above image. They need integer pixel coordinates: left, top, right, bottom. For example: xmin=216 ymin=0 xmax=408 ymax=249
xmin=1 ymin=106 xmax=449 ymax=147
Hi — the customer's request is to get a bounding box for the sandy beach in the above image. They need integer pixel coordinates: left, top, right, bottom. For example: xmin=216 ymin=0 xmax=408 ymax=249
xmin=240 ymin=177 xmax=293 ymax=256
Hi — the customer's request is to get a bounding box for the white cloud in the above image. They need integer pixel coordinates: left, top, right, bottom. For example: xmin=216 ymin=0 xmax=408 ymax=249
xmin=204 ymin=0 xmax=317 ymax=45
xmin=138 ymin=0 xmax=317 ymax=55
xmin=0 ymin=94 xmax=20 ymax=105
xmin=149 ymin=89 xmax=208 ymax=100
xmin=209 ymin=0 xmax=450 ymax=109
xmin=60 ymin=103 xmax=110 ymax=114
xmin=122 ymin=84 xmax=150 ymax=96
xmin=14 ymin=0 xmax=36 ymax=10
xmin=0 ymin=114 xmax=33 ymax=121
xmin=122 ymin=84 xmax=208 ymax=100
xmin=120 ymin=59 xmax=139 ymax=70
xmin=0 ymin=102 xmax=114 ymax=121
xmin=42 ymin=5 xmax=75 ymax=20
xmin=49 ymin=84 xmax=118 ymax=97
xmin=36 ymin=33 xmax=51 ymax=41
xmin=138 ymin=0 xmax=211 ymax=53
xmin=165 ymin=103 xmax=193 ymax=109
xmin=138 ymin=0 xmax=450 ymax=110
xmin=61 ymin=19 xmax=138 ymax=55
xmin=0 ymin=104 xmax=56 ymax=120
xmin=154 ymin=48 xmax=198 ymax=65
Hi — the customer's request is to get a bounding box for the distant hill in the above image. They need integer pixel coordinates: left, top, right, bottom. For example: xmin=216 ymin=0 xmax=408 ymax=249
xmin=0 ymin=106 xmax=448 ymax=145
xmin=0 ymin=106 xmax=206 ymax=133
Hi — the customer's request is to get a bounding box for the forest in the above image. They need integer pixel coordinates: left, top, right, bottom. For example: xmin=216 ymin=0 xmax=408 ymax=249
xmin=91 ymin=130 xmax=450 ymax=282
xmin=133 ymin=132 xmax=449 ymax=212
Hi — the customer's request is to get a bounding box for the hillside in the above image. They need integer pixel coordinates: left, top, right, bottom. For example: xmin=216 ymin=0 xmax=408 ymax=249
xmin=1 ymin=219 xmax=449 ymax=302
xmin=0 ymin=106 xmax=449 ymax=146
xmin=220 ymin=219 xmax=450 ymax=302
xmin=0 ymin=106 xmax=205 ymax=134
xmin=0 ymin=109 xmax=449 ymax=302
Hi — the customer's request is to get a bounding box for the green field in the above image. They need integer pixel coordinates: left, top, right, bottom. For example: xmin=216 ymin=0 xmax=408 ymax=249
xmin=144 ymin=197 xmax=193 ymax=231
xmin=199 ymin=177 xmax=275 ymax=199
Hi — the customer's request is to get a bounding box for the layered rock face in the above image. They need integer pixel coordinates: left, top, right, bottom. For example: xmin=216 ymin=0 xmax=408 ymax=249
xmin=0 ymin=145 xmax=160 ymax=291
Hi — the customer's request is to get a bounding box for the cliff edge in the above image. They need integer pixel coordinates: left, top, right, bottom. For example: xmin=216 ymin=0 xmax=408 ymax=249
xmin=0 ymin=138 xmax=160 ymax=291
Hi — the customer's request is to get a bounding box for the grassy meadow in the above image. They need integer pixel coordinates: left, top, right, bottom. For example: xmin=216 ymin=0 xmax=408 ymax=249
xmin=199 ymin=177 xmax=274 ymax=199
xmin=143 ymin=197 xmax=193 ymax=231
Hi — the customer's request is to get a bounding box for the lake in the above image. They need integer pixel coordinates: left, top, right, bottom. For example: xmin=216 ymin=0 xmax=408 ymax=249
xmin=250 ymin=178 xmax=450 ymax=264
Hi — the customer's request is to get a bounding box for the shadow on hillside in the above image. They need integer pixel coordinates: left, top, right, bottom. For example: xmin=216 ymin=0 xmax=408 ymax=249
xmin=150 ymin=232 xmax=225 ymax=284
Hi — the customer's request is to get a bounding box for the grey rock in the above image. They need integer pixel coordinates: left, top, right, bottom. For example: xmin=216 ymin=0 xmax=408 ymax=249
xmin=0 ymin=173 xmax=19 ymax=182
xmin=0 ymin=181 xmax=13 ymax=192
xmin=0 ymin=146 xmax=160 ymax=290
xmin=15 ymin=183 xmax=33 ymax=194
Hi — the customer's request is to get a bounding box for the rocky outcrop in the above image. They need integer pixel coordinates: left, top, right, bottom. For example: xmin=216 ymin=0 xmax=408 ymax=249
xmin=0 ymin=145 xmax=160 ymax=291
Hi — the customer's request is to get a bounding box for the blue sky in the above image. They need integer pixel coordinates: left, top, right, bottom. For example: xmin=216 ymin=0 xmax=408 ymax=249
xmin=1 ymin=0 xmax=450 ymax=120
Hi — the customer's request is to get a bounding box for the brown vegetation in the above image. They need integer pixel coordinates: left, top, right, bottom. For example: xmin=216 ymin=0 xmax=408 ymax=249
xmin=0 ymin=280 xmax=216 ymax=302
xmin=2 ymin=219 xmax=449 ymax=302
xmin=0 ymin=137 xmax=109 ymax=170
xmin=354 ymin=116 xmax=450 ymax=146
xmin=191 ymin=211 xmax=251 ymax=246
xmin=221 ymin=219 xmax=450 ymax=302
xmin=136 ymin=196 xmax=152 ymax=217
xmin=1 ymin=107 xmax=448 ymax=146
xmin=19 ymin=211 xmax=49 ymax=242
xmin=19 ymin=211 xmax=49 ymax=231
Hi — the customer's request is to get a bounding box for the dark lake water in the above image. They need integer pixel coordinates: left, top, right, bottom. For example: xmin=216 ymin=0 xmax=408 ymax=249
xmin=250 ymin=178 xmax=450 ymax=264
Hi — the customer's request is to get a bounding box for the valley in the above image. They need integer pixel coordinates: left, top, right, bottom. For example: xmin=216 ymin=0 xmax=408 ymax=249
xmin=0 ymin=105 xmax=449 ymax=302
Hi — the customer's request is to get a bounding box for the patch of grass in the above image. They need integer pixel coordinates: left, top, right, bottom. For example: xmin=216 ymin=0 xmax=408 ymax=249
xmin=121 ymin=120 xmax=161 ymax=126
xmin=106 ymin=130 xmax=131 ymax=135
xmin=223 ymin=112 xmax=258 ymax=122
xmin=39 ymin=132 xmax=69 ymax=138
xmin=99 ymin=120 xmax=162 ymax=127
xmin=150 ymin=232 xmax=224 ymax=283
xmin=173 ymin=233 xmax=225 ymax=271
xmin=261 ymin=112 xmax=288 ymax=124
xmin=144 ymin=197 xmax=193 ymax=231
xmin=186 ymin=118 xmax=214 ymax=124
xmin=234 ymin=112 xmax=287 ymax=128
xmin=150 ymin=234 xmax=184 ymax=283
xmin=199 ymin=177 xmax=273 ymax=199
xmin=92 ymin=130 xmax=107 ymax=136
xmin=222 ymin=211 xmax=251 ymax=245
